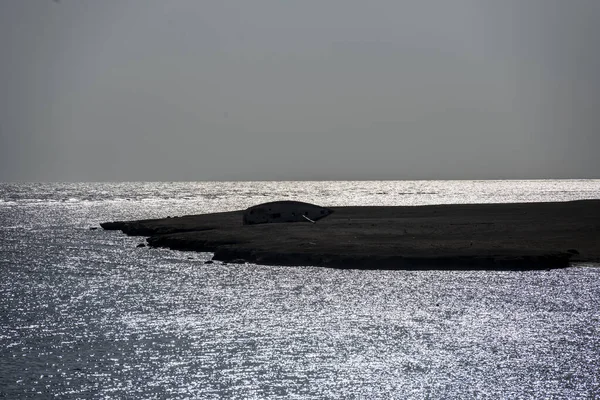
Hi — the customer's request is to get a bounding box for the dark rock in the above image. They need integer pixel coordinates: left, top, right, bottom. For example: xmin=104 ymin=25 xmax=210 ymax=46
xmin=243 ymin=200 xmax=333 ymax=225
xmin=136 ymin=243 xmax=146 ymax=248
xmin=89 ymin=227 xmax=98 ymax=230
xmin=204 ymin=260 xmax=214 ymax=264
xmin=101 ymin=200 xmax=600 ymax=270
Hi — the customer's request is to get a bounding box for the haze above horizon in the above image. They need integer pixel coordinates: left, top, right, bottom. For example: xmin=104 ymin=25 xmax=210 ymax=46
xmin=1 ymin=0 xmax=599 ymax=181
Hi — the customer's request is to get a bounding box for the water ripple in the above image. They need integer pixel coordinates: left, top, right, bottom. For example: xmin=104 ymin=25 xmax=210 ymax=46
xmin=1 ymin=181 xmax=599 ymax=398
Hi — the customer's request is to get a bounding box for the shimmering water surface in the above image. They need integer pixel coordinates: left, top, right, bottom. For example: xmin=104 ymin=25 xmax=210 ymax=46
xmin=1 ymin=181 xmax=600 ymax=398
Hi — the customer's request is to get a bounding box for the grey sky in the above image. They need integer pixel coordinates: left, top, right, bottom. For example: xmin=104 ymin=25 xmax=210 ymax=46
xmin=1 ymin=0 xmax=599 ymax=181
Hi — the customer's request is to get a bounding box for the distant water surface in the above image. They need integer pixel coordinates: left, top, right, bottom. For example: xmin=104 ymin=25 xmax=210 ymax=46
xmin=1 ymin=181 xmax=599 ymax=398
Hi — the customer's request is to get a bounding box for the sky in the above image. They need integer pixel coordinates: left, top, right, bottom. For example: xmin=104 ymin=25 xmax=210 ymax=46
xmin=1 ymin=0 xmax=599 ymax=181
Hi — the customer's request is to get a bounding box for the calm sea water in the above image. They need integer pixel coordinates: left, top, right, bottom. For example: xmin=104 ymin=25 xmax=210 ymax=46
xmin=1 ymin=180 xmax=600 ymax=399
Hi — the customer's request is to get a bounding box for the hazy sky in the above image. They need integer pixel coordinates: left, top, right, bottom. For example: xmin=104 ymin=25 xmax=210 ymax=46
xmin=1 ymin=0 xmax=599 ymax=181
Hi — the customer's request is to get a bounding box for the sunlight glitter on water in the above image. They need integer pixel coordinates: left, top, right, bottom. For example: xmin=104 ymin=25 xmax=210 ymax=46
xmin=1 ymin=181 xmax=600 ymax=398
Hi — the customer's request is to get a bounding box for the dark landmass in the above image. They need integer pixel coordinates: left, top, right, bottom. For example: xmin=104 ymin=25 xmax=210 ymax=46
xmin=101 ymin=200 xmax=600 ymax=270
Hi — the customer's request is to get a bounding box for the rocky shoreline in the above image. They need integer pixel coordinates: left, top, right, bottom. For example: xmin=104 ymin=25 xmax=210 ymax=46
xmin=101 ymin=200 xmax=600 ymax=270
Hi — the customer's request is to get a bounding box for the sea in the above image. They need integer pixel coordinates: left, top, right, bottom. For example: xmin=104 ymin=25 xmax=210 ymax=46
xmin=1 ymin=180 xmax=600 ymax=399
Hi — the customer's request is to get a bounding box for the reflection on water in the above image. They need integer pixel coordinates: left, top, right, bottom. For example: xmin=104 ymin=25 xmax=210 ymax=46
xmin=1 ymin=181 xmax=599 ymax=398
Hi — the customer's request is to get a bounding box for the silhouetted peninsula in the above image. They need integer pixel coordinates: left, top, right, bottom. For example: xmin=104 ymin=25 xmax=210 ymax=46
xmin=101 ymin=200 xmax=600 ymax=270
